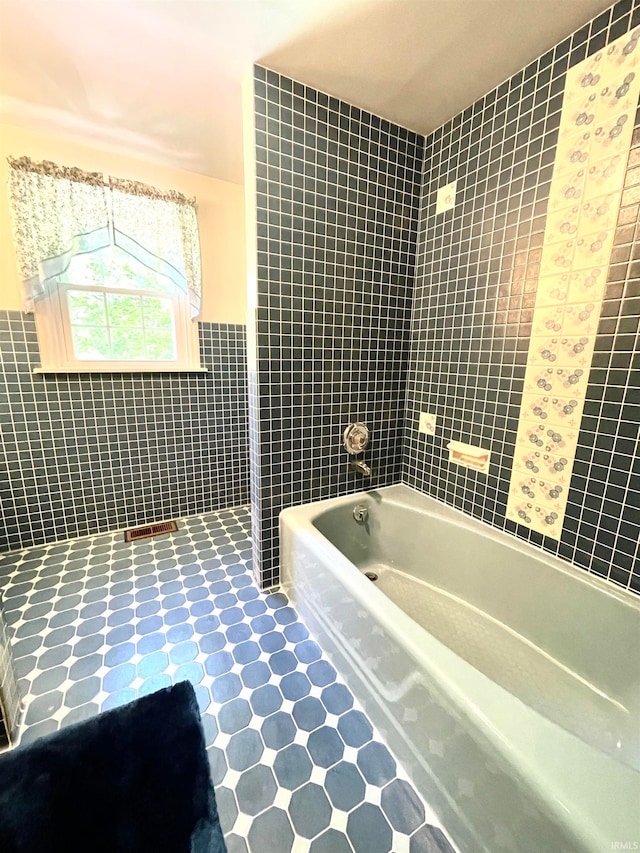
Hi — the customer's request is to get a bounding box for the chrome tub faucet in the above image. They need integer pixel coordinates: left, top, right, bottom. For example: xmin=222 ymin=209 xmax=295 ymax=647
xmin=350 ymin=459 xmax=372 ymax=477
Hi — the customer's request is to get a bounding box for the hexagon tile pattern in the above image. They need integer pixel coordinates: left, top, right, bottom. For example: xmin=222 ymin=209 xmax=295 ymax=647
xmin=0 ymin=506 xmax=456 ymax=853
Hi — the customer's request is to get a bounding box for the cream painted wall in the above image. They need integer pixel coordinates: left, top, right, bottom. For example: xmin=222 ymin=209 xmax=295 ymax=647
xmin=0 ymin=123 xmax=247 ymax=324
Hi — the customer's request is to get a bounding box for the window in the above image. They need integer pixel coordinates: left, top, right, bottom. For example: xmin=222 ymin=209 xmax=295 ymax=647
xmin=7 ymin=156 xmax=203 ymax=374
xmin=35 ymin=245 xmax=201 ymax=373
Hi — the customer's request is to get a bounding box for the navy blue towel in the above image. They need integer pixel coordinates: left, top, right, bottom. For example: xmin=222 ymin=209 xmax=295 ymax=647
xmin=0 ymin=681 xmax=226 ymax=853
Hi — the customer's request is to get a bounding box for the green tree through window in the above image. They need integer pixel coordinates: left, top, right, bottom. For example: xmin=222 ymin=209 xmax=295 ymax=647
xmin=65 ymin=246 xmax=177 ymax=362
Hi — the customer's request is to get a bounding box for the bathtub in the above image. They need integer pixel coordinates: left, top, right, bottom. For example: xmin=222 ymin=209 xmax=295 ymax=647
xmin=280 ymin=484 xmax=640 ymax=853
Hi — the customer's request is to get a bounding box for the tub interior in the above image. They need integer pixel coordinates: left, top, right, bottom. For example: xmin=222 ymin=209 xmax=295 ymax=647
xmin=312 ymin=493 xmax=640 ymax=771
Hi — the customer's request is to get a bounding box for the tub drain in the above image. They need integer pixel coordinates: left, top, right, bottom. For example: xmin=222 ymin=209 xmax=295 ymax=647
xmin=364 ymin=571 xmax=378 ymax=582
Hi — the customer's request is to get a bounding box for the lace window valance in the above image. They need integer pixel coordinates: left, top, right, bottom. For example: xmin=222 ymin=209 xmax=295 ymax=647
xmin=7 ymin=157 xmax=202 ymax=318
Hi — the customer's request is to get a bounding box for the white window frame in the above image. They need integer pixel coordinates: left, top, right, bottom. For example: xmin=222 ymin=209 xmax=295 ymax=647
xmin=33 ymin=279 xmax=204 ymax=374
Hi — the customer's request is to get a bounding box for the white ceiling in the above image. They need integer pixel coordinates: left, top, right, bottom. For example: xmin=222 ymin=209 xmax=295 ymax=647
xmin=0 ymin=0 xmax=614 ymax=185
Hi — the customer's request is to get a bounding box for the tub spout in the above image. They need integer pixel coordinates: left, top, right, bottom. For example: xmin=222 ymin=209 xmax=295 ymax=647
xmin=350 ymin=459 xmax=372 ymax=477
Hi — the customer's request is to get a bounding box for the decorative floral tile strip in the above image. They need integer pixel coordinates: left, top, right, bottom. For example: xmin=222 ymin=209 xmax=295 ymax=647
xmin=507 ymin=28 xmax=640 ymax=539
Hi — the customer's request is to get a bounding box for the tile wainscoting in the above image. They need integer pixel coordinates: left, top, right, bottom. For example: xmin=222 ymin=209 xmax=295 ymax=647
xmin=0 ymin=312 xmax=249 ymax=552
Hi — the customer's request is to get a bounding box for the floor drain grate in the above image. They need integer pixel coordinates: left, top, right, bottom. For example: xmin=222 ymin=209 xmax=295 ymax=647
xmin=364 ymin=571 xmax=378 ymax=582
xmin=124 ymin=520 xmax=178 ymax=542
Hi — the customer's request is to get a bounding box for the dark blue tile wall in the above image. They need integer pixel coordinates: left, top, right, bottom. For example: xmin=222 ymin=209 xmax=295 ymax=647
xmin=0 ymin=311 xmax=249 ymax=551
xmin=404 ymin=0 xmax=640 ymax=595
xmin=249 ymin=66 xmax=424 ymax=586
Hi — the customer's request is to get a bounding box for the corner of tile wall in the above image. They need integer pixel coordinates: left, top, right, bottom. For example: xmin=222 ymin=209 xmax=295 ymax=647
xmin=403 ymin=0 xmax=640 ymax=595
xmin=249 ymin=65 xmax=424 ymax=586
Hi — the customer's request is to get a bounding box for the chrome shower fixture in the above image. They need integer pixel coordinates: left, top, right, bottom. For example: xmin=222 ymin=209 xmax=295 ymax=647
xmin=343 ymin=422 xmax=370 ymax=455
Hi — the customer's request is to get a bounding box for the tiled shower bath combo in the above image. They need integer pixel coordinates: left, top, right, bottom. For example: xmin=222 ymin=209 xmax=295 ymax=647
xmin=243 ymin=3 xmax=640 ymax=851
xmin=249 ymin=0 xmax=639 ymax=595
xmin=0 ymin=1 xmax=639 ymax=853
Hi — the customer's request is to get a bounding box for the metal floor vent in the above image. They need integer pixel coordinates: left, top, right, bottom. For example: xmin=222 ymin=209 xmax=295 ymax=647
xmin=124 ymin=520 xmax=178 ymax=542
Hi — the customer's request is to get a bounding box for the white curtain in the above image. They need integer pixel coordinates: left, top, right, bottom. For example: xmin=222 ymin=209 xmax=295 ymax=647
xmin=110 ymin=179 xmax=202 ymax=318
xmin=7 ymin=157 xmax=202 ymax=317
xmin=8 ymin=159 xmax=110 ymax=309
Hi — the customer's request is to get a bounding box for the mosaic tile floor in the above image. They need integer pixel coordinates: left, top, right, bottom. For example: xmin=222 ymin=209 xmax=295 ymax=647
xmin=0 ymin=505 xmax=454 ymax=853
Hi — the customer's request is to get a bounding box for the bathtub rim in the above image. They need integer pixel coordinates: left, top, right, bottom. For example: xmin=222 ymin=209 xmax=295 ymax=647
xmin=286 ymin=482 xmax=640 ymax=611
xmin=280 ymin=483 xmax=640 ymax=853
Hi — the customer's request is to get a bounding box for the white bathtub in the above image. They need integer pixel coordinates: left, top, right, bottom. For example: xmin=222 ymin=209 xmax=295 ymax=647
xmin=280 ymin=484 xmax=640 ymax=853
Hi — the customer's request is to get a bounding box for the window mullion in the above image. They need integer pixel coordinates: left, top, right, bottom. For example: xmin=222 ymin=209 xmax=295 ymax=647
xmin=140 ymin=294 xmax=148 ymax=361
xmin=103 ymin=291 xmax=115 ymax=360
